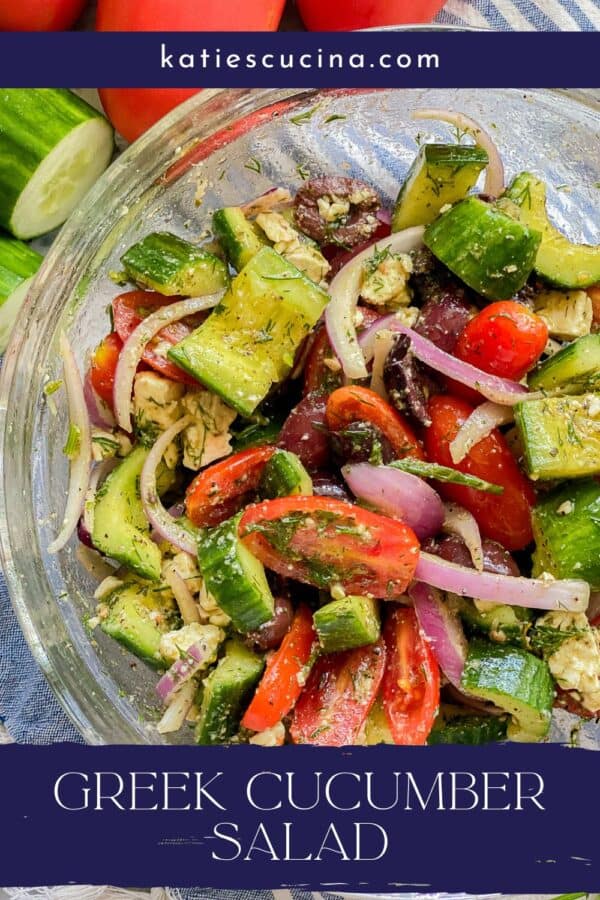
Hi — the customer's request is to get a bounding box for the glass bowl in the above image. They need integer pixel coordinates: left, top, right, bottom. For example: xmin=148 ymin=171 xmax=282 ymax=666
xmin=1 ymin=88 xmax=599 ymax=746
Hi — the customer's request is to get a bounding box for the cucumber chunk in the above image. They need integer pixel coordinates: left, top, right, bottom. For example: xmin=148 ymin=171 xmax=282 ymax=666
xmin=213 ymin=207 xmax=268 ymax=270
xmin=532 ymin=479 xmax=600 ymax=590
xmin=392 ymin=143 xmax=488 ymax=231
xmin=424 ymin=197 xmax=541 ymax=300
xmin=195 ymin=639 xmax=264 ymax=745
xmin=168 ymin=247 xmax=329 ymax=417
xmin=0 ymin=234 xmax=42 ymax=352
xmin=100 ymin=581 xmax=179 ymax=669
xmin=448 ymin=594 xmax=531 ymax=647
xmin=0 ymin=89 xmax=114 ymax=240
xmin=528 ymin=333 xmax=600 ymax=393
xmin=515 ymin=393 xmax=600 ymax=480
xmin=313 ymin=594 xmax=380 ymax=653
xmin=460 ymin=640 xmax=553 ymax=742
xmin=198 ymin=513 xmax=274 ymax=633
xmin=259 ymin=449 xmax=312 ymax=499
xmin=92 ymin=446 xmax=162 ymax=581
xmin=428 ymin=711 xmax=508 ymax=745
xmin=363 ymin=696 xmax=394 ymax=745
xmin=121 ymin=232 xmax=229 ymax=297
xmin=499 ymin=172 xmax=600 ymax=289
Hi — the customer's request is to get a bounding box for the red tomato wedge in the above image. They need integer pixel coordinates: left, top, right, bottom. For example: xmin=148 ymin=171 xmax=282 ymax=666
xmin=325 ymin=386 xmax=424 ymax=460
xmin=381 ymin=605 xmax=440 ymax=746
xmin=424 ymin=395 xmax=535 ymax=551
xmin=186 ymin=446 xmax=276 ymax=529
xmin=239 ymin=496 xmax=420 ymax=598
xmin=291 ymin=638 xmax=386 ymax=746
xmin=112 ymin=290 xmax=204 ymax=385
xmin=455 ymin=300 xmax=548 ymax=382
xmin=90 ymin=332 xmax=123 ymax=407
xmin=242 ymin=605 xmax=316 ymax=733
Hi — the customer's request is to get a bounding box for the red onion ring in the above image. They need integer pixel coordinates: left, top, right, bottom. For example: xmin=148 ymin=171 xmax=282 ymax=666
xmin=48 ymin=334 xmax=93 ymax=554
xmin=241 ymin=187 xmax=293 ymax=217
xmin=411 ymin=108 xmax=505 ymax=198
xmin=140 ymin=415 xmax=197 ymax=556
xmin=442 ymin=503 xmax=483 ymax=572
xmin=84 ymin=372 xmax=115 ymax=428
xmin=359 ymin=316 xmax=529 ymax=406
xmin=157 ymin=680 xmax=197 ymax=735
xmin=415 ymin=551 xmax=589 ymax=613
xmin=410 ymin=581 xmax=468 ymax=688
xmin=342 ymin=462 xmax=444 ymax=540
xmin=450 ymin=401 xmax=515 ymax=464
xmin=162 ymin=560 xmax=201 ymax=625
xmin=113 ymin=293 xmax=224 ymax=432
xmin=156 ymin=641 xmax=210 ymax=704
xmin=325 ymin=226 xmax=425 ymax=380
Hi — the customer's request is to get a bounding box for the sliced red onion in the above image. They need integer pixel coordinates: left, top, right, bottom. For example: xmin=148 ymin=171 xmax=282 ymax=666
xmin=450 ymin=401 xmax=515 ymax=464
xmin=156 ymin=641 xmax=209 ymax=704
xmin=82 ymin=458 xmax=118 ymax=538
xmin=410 ymin=581 xmax=468 ymax=688
xmin=83 ymin=371 xmax=115 ymax=428
xmin=360 ymin=316 xmax=528 ymax=406
xmin=162 ymin=559 xmax=201 ymax=625
xmin=377 ymin=208 xmax=392 ymax=226
xmin=48 ymin=334 xmax=93 ymax=554
xmin=411 ymin=108 xmax=505 ymax=197
xmin=325 ymin=226 xmax=425 ymax=380
xmin=342 ymin=462 xmax=444 ymax=540
xmin=442 ymin=503 xmax=483 ymax=572
xmin=157 ymin=679 xmax=197 ymax=735
xmin=140 ymin=415 xmax=197 ymax=556
xmin=415 ymin=551 xmax=590 ymax=613
xmin=113 ymin=293 xmax=223 ymax=432
xmin=369 ymin=329 xmax=395 ymax=398
xmin=241 ymin=187 xmax=293 ymax=217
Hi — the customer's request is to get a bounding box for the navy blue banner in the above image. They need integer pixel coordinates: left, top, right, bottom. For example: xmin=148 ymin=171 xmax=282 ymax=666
xmin=0 ymin=32 xmax=596 ymax=87
xmin=0 ymin=742 xmax=598 ymax=891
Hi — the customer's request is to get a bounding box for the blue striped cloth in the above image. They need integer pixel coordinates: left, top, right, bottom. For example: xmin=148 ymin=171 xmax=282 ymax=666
xmin=433 ymin=0 xmax=599 ymax=29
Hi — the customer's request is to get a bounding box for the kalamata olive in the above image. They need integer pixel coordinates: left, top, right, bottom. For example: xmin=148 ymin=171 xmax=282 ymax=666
xmin=294 ymin=176 xmax=381 ymax=248
xmin=77 ymin=516 xmax=94 ymax=549
xmin=328 ymin=420 xmax=395 ymax=467
xmin=414 ymin=290 xmax=473 ymax=354
xmin=311 ymin=471 xmax=352 ymax=502
xmin=278 ymin=392 xmax=330 ymax=472
xmin=383 ymin=333 xmax=433 ymax=427
xmin=245 ymin=594 xmax=294 ymax=651
xmin=423 ymin=534 xmax=520 ymax=577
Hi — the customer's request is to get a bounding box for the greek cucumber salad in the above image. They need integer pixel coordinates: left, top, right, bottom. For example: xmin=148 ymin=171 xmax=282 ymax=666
xmin=49 ymin=108 xmax=600 ymax=747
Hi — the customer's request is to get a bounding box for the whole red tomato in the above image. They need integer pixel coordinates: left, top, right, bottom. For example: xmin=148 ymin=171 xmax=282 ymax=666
xmin=98 ymin=89 xmax=200 ymax=143
xmin=296 ymin=0 xmax=445 ymax=29
xmin=0 ymin=0 xmax=86 ymax=30
xmin=96 ymin=0 xmax=285 ymax=30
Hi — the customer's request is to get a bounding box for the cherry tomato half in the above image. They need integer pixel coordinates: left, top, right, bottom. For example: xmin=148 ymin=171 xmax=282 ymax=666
xmin=424 ymin=394 xmax=535 ymax=551
xmin=112 ymin=290 xmax=203 ymax=385
xmin=381 ymin=605 xmax=440 ymax=746
xmin=455 ymin=300 xmax=549 ymax=382
xmin=326 ymin=385 xmax=424 ymax=460
xmin=291 ymin=638 xmax=386 ymax=746
xmin=89 ymin=332 xmax=123 ymax=407
xmin=239 ymin=496 xmax=420 ymax=598
xmin=242 ymin=605 xmax=317 ymax=733
xmin=186 ymin=445 xmax=276 ymax=528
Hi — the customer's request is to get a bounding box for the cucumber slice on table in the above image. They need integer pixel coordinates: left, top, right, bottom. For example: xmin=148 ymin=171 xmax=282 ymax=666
xmin=0 ymin=234 xmax=42 ymax=352
xmin=121 ymin=232 xmax=229 ymax=297
xmin=499 ymin=172 xmax=600 ymax=290
xmin=460 ymin=640 xmax=553 ymax=742
xmin=198 ymin=513 xmax=275 ymax=633
xmin=392 ymin=143 xmax=488 ymax=231
xmin=0 ymin=89 xmax=114 ymax=240
xmin=424 ymin=196 xmax=541 ymax=300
